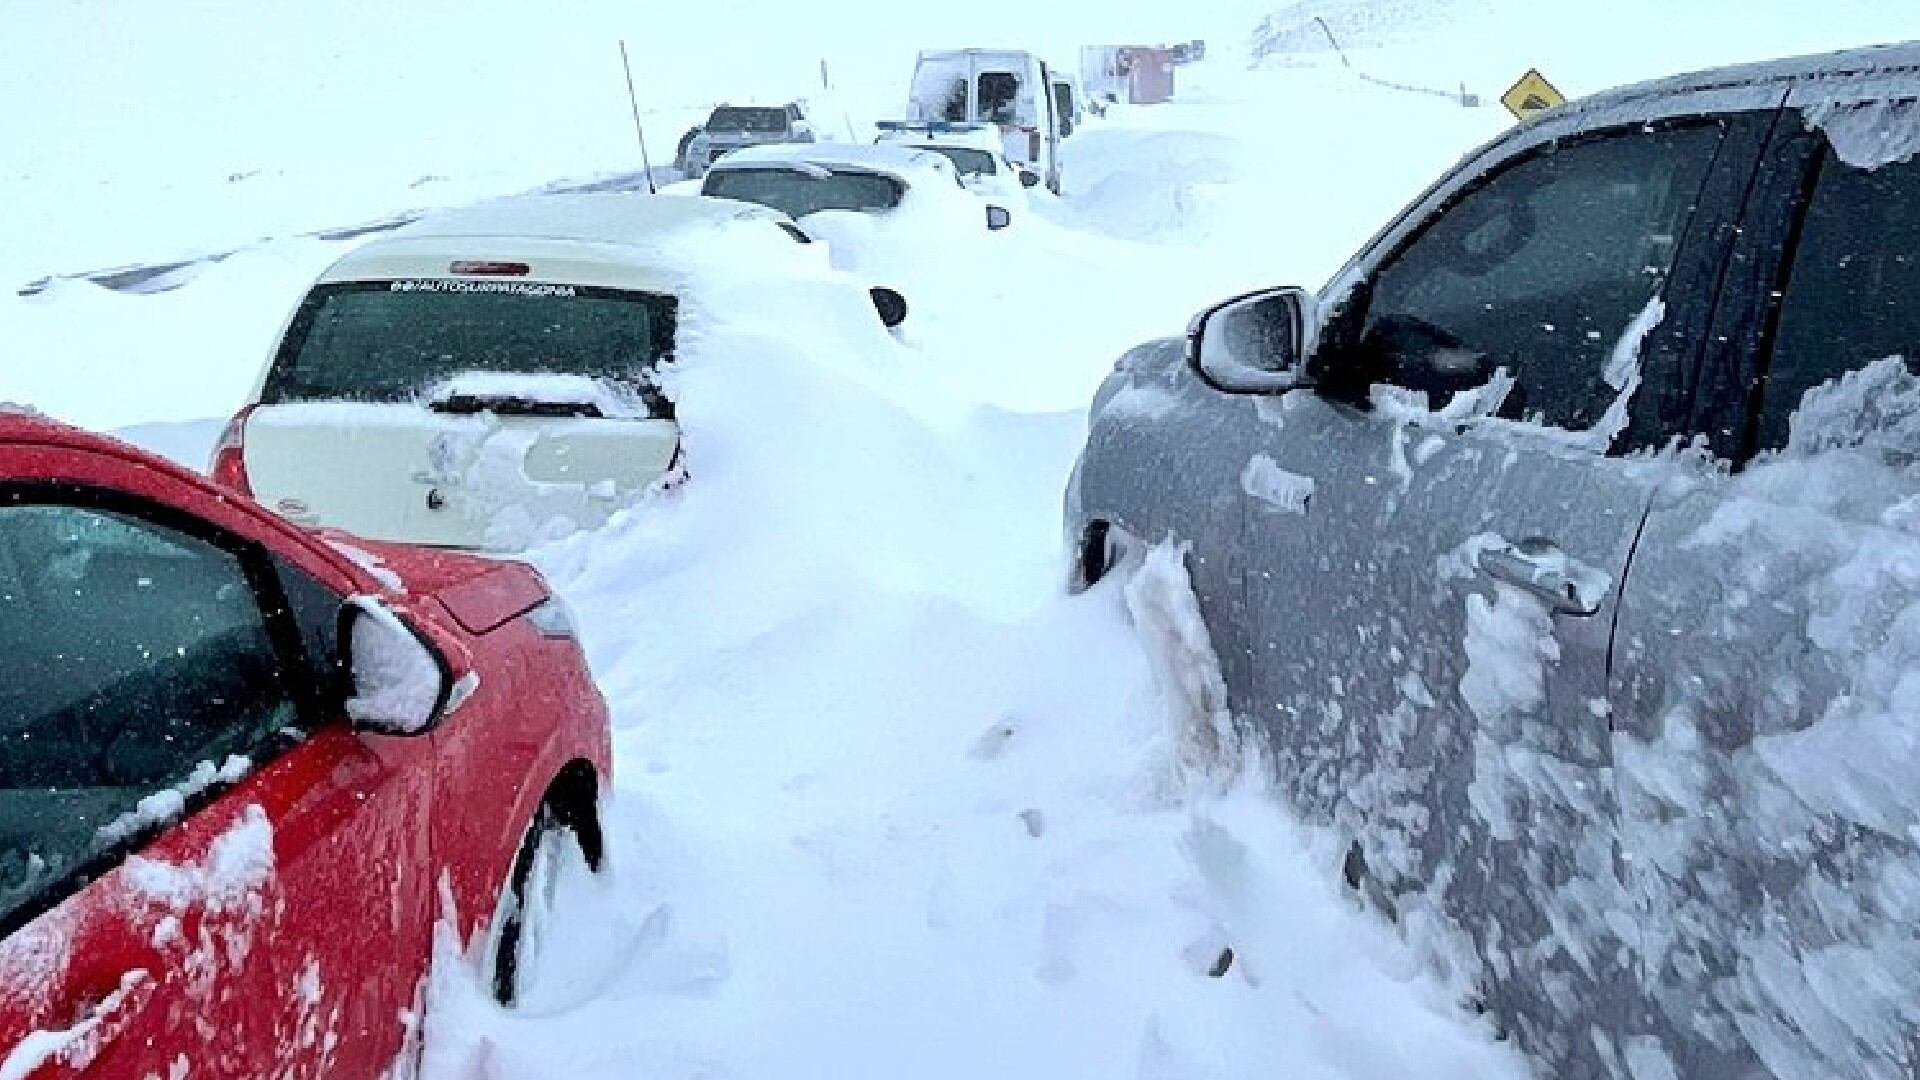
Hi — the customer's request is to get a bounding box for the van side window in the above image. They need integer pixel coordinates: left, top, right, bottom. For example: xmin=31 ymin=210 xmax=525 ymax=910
xmin=978 ymin=72 xmax=1021 ymax=125
xmin=1752 ymin=116 xmax=1920 ymax=453
xmin=1347 ymin=122 xmax=1724 ymax=436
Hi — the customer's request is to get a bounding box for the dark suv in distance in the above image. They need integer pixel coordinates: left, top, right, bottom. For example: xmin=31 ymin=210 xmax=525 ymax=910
xmin=676 ymin=102 xmax=816 ymax=178
xmin=1066 ymin=41 xmax=1920 ymax=1080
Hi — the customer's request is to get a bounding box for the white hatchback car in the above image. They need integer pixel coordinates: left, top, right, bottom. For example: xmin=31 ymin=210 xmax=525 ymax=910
xmin=873 ymin=121 xmax=1040 ymax=200
xmin=700 ymin=142 xmax=1015 ymax=232
xmin=210 ymin=194 xmax=906 ymax=549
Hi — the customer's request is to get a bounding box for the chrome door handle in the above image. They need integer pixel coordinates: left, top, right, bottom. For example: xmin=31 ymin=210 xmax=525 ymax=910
xmin=1476 ymin=537 xmax=1608 ymax=616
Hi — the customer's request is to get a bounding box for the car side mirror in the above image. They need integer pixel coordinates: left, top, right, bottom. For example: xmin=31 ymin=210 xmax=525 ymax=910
xmin=1018 ymin=169 xmax=1041 ymax=189
xmin=986 ymin=205 xmax=1013 ymax=230
xmin=870 ymin=286 xmax=909 ymax=328
xmin=1189 ymin=286 xmax=1314 ymax=393
xmin=341 ymin=596 xmax=453 ymax=736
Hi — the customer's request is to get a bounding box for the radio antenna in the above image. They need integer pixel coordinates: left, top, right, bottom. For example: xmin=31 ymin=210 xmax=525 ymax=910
xmin=618 ymin=40 xmax=659 ymax=194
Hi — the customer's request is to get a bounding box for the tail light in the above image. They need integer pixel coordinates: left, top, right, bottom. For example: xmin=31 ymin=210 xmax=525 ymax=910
xmin=208 ymin=404 xmax=258 ymax=494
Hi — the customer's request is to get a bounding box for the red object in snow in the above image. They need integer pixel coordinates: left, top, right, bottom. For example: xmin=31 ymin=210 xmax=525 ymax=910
xmin=0 ymin=411 xmax=613 ymax=1078
xmin=1117 ymin=47 xmax=1175 ymax=104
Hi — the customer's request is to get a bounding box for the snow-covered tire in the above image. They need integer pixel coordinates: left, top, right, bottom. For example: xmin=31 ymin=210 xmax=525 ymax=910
xmin=490 ymin=795 xmax=602 ymax=1006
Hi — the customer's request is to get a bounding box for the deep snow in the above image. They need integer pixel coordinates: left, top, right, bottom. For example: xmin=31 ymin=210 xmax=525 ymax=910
xmin=10 ymin=0 xmax=1920 ymax=1077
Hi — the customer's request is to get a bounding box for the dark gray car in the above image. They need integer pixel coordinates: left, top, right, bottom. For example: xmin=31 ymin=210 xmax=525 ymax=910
xmin=677 ymin=103 xmax=816 ymax=178
xmin=1067 ymin=41 xmax=1920 ymax=1080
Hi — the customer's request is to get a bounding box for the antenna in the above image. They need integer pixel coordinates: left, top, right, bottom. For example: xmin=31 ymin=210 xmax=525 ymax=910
xmin=618 ymin=40 xmax=659 ymax=194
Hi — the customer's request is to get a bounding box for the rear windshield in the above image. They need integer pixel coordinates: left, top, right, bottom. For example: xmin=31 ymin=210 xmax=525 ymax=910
xmin=702 ymin=168 xmax=905 ymax=218
xmin=708 ymin=107 xmax=788 ymax=132
xmin=918 ymin=145 xmax=997 ymax=177
xmin=262 ymin=280 xmax=676 ymax=404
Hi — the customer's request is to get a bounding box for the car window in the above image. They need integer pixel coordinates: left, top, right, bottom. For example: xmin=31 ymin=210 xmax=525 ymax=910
xmin=1351 ymin=121 xmax=1724 ymax=433
xmin=978 ymin=71 xmax=1023 ymax=126
xmin=920 ymin=145 xmax=997 ymax=177
xmin=707 ymin=107 xmax=787 ymax=133
xmin=262 ymin=282 xmax=677 ymax=404
xmin=1752 ymin=119 xmax=1920 ymax=453
xmin=0 ymin=499 xmax=296 ymax=930
xmin=702 ymin=167 xmax=906 ymax=218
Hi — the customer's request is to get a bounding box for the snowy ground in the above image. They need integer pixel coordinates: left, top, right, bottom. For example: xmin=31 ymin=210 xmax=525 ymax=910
xmin=8 ymin=1 xmax=1920 ymax=1077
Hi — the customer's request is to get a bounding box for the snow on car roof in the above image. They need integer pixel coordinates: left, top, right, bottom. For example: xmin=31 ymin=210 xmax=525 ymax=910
xmin=387 ymin=193 xmax=787 ymax=247
xmin=706 ymin=142 xmax=957 ymax=184
xmin=316 ymin=194 xmax=802 ymax=289
xmin=874 ymin=124 xmax=1005 ymax=155
xmin=1566 ymin=38 xmax=1920 ymax=118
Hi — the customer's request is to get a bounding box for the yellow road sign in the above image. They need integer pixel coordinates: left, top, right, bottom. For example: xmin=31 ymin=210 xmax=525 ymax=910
xmin=1501 ymin=69 xmax=1566 ymax=120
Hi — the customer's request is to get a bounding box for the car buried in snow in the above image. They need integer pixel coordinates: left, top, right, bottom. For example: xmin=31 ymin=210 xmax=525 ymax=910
xmin=701 ymin=141 xmax=1017 ymax=233
xmin=0 ymin=410 xmax=611 ymax=1076
xmin=1064 ymin=40 xmax=1920 ymax=1080
xmin=873 ymin=120 xmax=1042 ymax=200
xmin=208 ymin=193 xmax=909 ymax=550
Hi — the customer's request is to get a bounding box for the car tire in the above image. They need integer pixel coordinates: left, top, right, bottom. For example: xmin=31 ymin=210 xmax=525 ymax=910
xmin=489 ymin=792 xmax=604 ymax=1007
xmin=1073 ymin=520 xmax=1122 ymax=592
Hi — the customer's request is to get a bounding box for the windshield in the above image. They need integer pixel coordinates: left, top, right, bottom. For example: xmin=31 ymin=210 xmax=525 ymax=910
xmin=708 ymin=107 xmax=788 ymax=132
xmin=262 ymin=280 xmax=677 ymax=404
xmin=702 ymin=167 xmax=905 ymax=218
xmin=917 ymin=145 xmax=997 ymax=177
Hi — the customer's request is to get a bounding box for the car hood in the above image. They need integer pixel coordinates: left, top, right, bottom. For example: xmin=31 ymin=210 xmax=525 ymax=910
xmin=319 ymin=531 xmax=550 ymax=635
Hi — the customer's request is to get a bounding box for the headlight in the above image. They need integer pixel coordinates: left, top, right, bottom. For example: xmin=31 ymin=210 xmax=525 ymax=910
xmin=523 ymin=596 xmax=580 ymax=639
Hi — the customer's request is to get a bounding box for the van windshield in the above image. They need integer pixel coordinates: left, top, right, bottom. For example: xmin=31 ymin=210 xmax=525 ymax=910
xmin=262 ymin=280 xmax=677 ymax=404
xmin=702 ymin=167 xmax=905 ymax=218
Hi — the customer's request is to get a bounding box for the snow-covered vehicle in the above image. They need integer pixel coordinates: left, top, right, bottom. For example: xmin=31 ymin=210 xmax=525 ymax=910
xmin=209 ymin=194 xmax=908 ymax=549
xmin=873 ymin=120 xmax=1040 ymax=199
xmin=0 ymin=410 xmax=611 ymax=1077
xmin=676 ymin=102 xmax=815 ymax=179
xmin=1065 ymin=41 xmax=1920 ymax=1080
xmin=702 ymin=142 xmax=1015 ymax=231
xmin=906 ymin=49 xmax=1064 ymax=193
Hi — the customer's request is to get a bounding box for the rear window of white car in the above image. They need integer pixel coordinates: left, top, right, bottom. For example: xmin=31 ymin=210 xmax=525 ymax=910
xmin=702 ymin=167 xmax=905 ymax=218
xmin=262 ymin=280 xmax=676 ymax=404
xmin=918 ymin=145 xmax=997 ymax=177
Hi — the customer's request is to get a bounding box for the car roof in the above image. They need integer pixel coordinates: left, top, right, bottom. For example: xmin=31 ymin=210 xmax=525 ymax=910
xmin=316 ymin=194 xmax=794 ymax=288
xmin=875 ymin=124 xmax=1004 ymax=154
xmin=707 ymin=141 xmax=956 ymax=182
xmin=1559 ymin=38 xmax=1920 ymax=120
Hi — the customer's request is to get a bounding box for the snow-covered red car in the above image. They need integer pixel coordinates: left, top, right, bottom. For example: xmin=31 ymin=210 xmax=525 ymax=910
xmin=0 ymin=410 xmax=611 ymax=1077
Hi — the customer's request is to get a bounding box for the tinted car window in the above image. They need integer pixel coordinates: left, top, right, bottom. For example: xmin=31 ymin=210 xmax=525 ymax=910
xmin=918 ymin=145 xmax=997 ymax=176
xmin=263 ymin=282 xmax=677 ymax=404
xmin=1754 ymin=122 xmax=1920 ymax=452
xmin=0 ymin=500 xmax=294 ymax=928
xmin=702 ymin=167 xmax=906 ymax=218
xmin=978 ymin=71 xmax=1022 ymax=125
xmin=707 ymin=107 xmax=787 ymax=133
xmin=1350 ymin=122 xmax=1723 ymax=432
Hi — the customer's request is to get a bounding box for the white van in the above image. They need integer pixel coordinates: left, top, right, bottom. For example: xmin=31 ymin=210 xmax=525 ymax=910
xmin=907 ymin=49 xmax=1063 ymax=193
xmin=209 ymin=194 xmax=905 ymax=549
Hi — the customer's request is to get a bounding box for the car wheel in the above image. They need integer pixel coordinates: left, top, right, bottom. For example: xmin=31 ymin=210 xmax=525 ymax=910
xmin=490 ymin=793 xmax=604 ymax=1007
xmin=1074 ymin=520 xmax=1122 ymax=591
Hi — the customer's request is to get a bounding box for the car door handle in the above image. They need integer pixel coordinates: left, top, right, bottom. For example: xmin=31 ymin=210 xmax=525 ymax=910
xmin=1476 ymin=537 xmax=1608 ymax=616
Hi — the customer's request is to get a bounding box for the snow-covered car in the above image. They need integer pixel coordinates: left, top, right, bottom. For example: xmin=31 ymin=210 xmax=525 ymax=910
xmin=0 ymin=410 xmax=611 ymax=1077
xmin=1066 ymin=41 xmax=1920 ymax=1079
xmin=676 ymin=102 xmax=815 ymax=179
xmin=873 ymin=120 xmax=1040 ymax=200
xmin=906 ymin=49 xmax=1065 ymax=193
xmin=702 ymin=142 xmax=1015 ymax=231
xmin=209 ymin=194 xmax=908 ymax=549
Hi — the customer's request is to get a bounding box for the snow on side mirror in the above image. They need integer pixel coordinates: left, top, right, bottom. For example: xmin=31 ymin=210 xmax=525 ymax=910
xmin=342 ymin=596 xmax=452 ymax=736
xmin=1189 ymin=287 xmax=1313 ymax=393
xmin=870 ymin=286 xmax=909 ymax=329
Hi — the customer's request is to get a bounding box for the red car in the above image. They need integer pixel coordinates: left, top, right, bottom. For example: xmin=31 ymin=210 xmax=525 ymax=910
xmin=0 ymin=411 xmax=612 ymax=1077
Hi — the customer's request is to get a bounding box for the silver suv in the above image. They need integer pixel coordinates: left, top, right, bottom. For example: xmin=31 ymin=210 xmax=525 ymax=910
xmin=1067 ymin=41 xmax=1920 ymax=1079
xmin=676 ymin=103 xmax=815 ymax=179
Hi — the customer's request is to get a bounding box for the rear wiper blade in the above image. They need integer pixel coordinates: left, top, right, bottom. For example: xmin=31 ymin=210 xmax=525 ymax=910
xmin=428 ymin=393 xmax=605 ymax=419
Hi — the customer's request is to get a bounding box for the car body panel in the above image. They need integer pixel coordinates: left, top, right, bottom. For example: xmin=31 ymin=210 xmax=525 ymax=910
xmin=0 ymin=414 xmax=610 ymax=1078
xmin=1065 ymin=39 xmax=1920 ymax=1079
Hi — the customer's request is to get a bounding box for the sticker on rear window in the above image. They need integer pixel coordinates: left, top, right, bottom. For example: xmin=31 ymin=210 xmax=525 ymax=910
xmin=389 ymin=280 xmax=578 ymax=297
